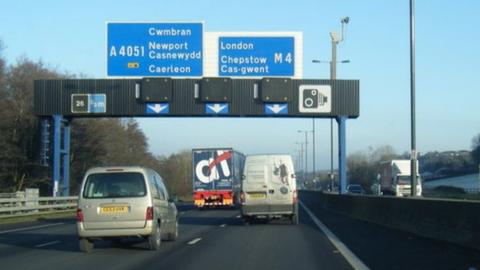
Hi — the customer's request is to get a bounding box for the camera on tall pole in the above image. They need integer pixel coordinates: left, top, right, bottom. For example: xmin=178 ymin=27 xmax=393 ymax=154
xmin=330 ymin=17 xmax=349 ymax=191
xmin=312 ymin=17 xmax=350 ymax=192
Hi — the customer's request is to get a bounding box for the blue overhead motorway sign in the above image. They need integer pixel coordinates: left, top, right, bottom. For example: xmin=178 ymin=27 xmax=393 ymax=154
xmin=107 ymin=22 xmax=203 ymax=77
xmin=218 ymin=37 xmax=294 ymax=77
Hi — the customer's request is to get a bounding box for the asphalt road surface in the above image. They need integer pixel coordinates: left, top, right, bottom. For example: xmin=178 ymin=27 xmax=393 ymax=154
xmin=0 ymin=201 xmax=479 ymax=270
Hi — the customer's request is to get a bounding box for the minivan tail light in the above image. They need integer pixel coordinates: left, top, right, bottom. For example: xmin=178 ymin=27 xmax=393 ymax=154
xmin=77 ymin=208 xmax=84 ymax=222
xmin=293 ymin=190 xmax=298 ymax=203
xmin=146 ymin=207 xmax=154 ymax=220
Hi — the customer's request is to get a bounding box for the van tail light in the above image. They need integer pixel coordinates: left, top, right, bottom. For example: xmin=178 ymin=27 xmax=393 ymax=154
xmin=293 ymin=190 xmax=298 ymax=204
xmin=76 ymin=209 xmax=84 ymax=222
xmin=146 ymin=207 xmax=154 ymax=220
xmin=240 ymin=192 xmax=245 ymax=204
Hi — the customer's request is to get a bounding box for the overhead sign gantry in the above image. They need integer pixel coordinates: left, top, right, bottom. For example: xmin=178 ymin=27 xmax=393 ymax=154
xmin=35 ymin=21 xmax=359 ymax=197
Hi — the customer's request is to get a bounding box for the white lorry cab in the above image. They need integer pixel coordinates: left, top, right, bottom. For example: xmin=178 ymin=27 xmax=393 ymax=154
xmin=240 ymin=154 xmax=298 ymax=224
xmin=77 ymin=167 xmax=178 ymax=252
xmin=378 ymin=160 xmax=422 ymax=197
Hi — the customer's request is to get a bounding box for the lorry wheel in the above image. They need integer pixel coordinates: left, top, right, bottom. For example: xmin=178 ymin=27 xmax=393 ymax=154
xmin=79 ymin=238 xmax=93 ymax=253
xmin=148 ymin=223 xmax=161 ymax=250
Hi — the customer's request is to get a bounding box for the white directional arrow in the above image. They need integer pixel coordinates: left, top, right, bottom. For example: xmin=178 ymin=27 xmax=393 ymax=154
xmin=147 ymin=104 xmax=168 ymax=113
xmin=207 ymin=104 xmax=227 ymax=113
xmin=267 ymin=104 xmax=287 ymax=114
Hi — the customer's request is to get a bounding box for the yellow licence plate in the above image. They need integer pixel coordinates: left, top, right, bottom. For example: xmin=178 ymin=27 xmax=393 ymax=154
xmin=100 ymin=206 xmax=129 ymax=214
xmin=249 ymin=193 xmax=266 ymax=199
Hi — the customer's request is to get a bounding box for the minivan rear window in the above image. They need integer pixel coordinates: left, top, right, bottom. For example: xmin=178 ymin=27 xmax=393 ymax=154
xmin=83 ymin=172 xmax=147 ymax=198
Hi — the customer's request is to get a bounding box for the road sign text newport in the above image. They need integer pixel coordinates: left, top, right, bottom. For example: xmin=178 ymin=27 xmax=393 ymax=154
xmin=107 ymin=22 xmax=203 ymax=77
xmin=218 ymin=37 xmax=295 ymax=76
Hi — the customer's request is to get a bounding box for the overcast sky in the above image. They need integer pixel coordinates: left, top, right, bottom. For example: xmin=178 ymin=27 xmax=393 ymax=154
xmin=1 ymin=0 xmax=479 ymax=170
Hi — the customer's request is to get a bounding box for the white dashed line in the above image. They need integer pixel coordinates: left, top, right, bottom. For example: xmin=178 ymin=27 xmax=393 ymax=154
xmin=187 ymin=238 xmax=202 ymax=245
xmin=299 ymin=201 xmax=370 ymax=270
xmin=35 ymin=240 xmax=61 ymax=248
xmin=236 ymin=215 xmax=241 ymax=219
xmin=0 ymin=223 xmax=65 ymax=234
xmin=220 ymin=224 xmax=226 ymax=227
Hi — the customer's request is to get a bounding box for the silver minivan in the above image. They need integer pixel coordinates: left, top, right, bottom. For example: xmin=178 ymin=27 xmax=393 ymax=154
xmin=77 ymin=167 xmax=178 ymax=252
xmin=241 ymin=154 xmax=298 ymax=224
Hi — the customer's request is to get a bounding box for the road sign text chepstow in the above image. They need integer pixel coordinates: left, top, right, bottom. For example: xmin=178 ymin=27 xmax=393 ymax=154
xmin=218 ymin=37 xmax=295 ymax=77
xmin=107 ymin=22 xmax=203 ymax=77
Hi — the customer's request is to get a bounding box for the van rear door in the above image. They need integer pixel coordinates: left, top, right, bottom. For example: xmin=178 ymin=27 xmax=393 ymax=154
xmin=80 ymin=172 xmax=149 ymax=230
xmin=243 ymin=163 xmax=268 ymax=205
xmin=268 ymin=156 xmax=294 ymax=206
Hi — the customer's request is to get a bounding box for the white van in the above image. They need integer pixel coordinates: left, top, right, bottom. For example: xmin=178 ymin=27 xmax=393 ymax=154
xmin=77 ymin=167 xmax=178 ymax=252
xmin=241 ymin=154 xmax=298 ymax=224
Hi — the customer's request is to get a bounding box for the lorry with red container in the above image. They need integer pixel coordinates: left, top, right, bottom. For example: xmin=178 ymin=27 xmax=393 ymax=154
xmin=192 ymin=148 xmax=245 ymax=208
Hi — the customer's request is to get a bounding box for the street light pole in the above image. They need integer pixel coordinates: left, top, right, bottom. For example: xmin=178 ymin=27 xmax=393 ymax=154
xmin=298 ymin=130 xmax=309 ymax=182
xmin=331 ymin=38 xmax=337 ymax=80
xmin=410 ymin=0 xmax=418 ymax=196
xmin=330 ymin=35 xmax=337 ymax=191
xmin=295 ymin=142 xmax=304 ymax=182
xmin=312 ymin=118 xmax=316 ymax=184
xmin=329 ymin=17 xmax=349 ymax=192
xmin=311 ymin=58 xmax=349 ymax=191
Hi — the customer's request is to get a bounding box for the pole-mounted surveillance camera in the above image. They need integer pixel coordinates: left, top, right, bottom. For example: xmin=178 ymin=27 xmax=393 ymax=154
xmin=341 ymin=17 xmax=349 ymax=24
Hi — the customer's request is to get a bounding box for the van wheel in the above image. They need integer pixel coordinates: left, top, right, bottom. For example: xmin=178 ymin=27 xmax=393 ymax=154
xmin=291 ymin=213 xmax=299 ymax=225
xmin=148 ymin=224 xmax=161 ymax=250
xmin=243 ymin=216 xmax=251 ymax=226
xmin=291 ymin=204 xmax=299 ymax=225
xmin=79 ymin=238 xmax=93 ymax=253
xmin=166 ymin=220 xmax=178 ymax=241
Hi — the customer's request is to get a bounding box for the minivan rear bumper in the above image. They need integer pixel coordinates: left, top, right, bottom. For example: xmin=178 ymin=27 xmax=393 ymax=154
xmin=242 ymin=204 xmax=295 ymax=216
xmin=77 ymin=220 xmax=154 ymax=238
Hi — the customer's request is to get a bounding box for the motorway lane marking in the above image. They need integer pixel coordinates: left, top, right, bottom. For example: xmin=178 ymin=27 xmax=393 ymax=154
xmin=220 ymin=224 xmax=226 ymax=227
xmin=299 ymin=201 xmax=370 ymax=270
xmin=187 ymin=238 xmax=202 ymax=245
xmin=34 ymin=240 xmax=61 ymax=248
xmin=0 ymin=223 xmax=65 ymax=235
xmin=236 ymin=215 xmax=241 ymax=218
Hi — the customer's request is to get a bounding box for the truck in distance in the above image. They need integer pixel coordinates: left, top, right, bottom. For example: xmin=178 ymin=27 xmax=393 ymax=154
xmin=192 ymin=148 xmax=245 ymax=208
xmin=375 ymin=160 xmax=422 ymax=196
